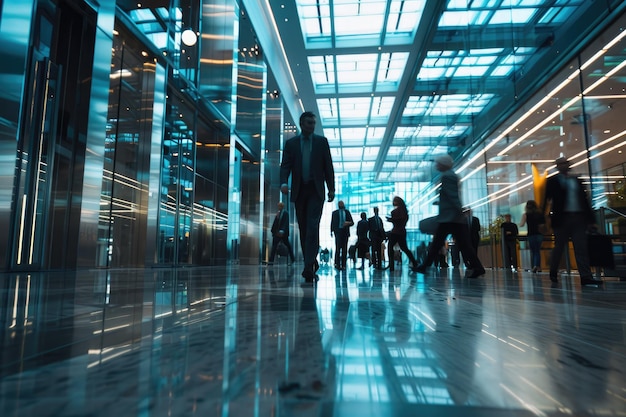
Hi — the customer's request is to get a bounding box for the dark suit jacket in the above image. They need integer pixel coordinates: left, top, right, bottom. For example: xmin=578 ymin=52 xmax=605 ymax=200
xmin=331 ymin=209 xmax=353 ymax=236
xmin=368 ymin=215 xmax=386 ymax=241
xmin=271 ymin=209 xmax=289 ymax=237
xmin=356 ymin=219 xmax=369 ymax=242
xmin=437 ymin=169 xmax=464 ymax=224
xmin=501 ymin=221 xmax=518 ymax=241
xmin=542 ymin=173 xmax=594 ymax=228
xmin=280 ymin=133 xmax=335 ymax=202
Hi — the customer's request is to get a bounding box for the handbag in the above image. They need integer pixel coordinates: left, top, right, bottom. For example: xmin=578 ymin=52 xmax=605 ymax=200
xmin=587 ymin=232 xmax=614 ymax=268
xmin=419 ymin=216 xmax=439 ymax=235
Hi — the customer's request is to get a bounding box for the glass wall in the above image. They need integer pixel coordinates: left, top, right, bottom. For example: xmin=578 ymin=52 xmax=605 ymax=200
xmin=192 ymin=117 xmax=230 ymax=266
xmin=5 ymin=1 xmax=100 ymax=270
xmin=450 ymin=12 xmax=626 ymax=268
xmin=0 ymin=0 xmax=253 ymax=272
xmin=99 ymin=24 xmax=161 ymax=268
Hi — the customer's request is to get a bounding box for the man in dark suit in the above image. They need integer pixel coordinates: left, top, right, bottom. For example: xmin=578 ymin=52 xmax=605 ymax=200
xmin=542 ymin=156 xmax=601 ymax=286
xmin=280 ymin=111 xmax=335 ymax=283
xmin=501 ymin=214 xmax=519 ymax=271
xmin=268 ymin=201 xmax=295 ymax=265
xmin=368 ymin=206 xmax=386 ymax=269
xmin=330 ymin=200 xmax=354 ymax=270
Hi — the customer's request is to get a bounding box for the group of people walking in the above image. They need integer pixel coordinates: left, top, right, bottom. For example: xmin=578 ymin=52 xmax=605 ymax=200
xmin=330 ymin=196 xmax=417 ymax=272
xmin=275 ymin=111 xmax=603 ymax=287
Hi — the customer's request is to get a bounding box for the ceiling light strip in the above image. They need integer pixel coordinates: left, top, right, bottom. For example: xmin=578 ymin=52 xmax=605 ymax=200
xmin=459 ymin=29 xmax=626 ymax=174
xmin=497 ymin=95 xmax=581 ymax=156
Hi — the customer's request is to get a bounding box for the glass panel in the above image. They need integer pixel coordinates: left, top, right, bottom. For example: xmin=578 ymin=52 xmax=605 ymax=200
xmin=198 ymin=0 xmax=237 ymax=120
xmin=579 ymin=15 xmax=626 ymax=209
xmin=99 ymin=25 xmax=157 ymax=267
xmin=157 ymin=89 xmax=196 ymax=265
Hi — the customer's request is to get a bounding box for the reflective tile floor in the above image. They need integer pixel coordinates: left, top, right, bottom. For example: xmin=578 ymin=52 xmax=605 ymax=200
xmin=1 ymin=262 xmax=625 ymax=417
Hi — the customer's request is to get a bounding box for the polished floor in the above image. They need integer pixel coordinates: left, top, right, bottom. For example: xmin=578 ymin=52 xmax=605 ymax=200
xmin=0 ymin=260 xmax=625 ymax=417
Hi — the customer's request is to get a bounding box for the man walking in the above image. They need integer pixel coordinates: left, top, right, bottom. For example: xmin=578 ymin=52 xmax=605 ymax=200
xmin=331 ymin=200 xmax=354 ymax=270
xmin=268 ymin=201 xmax=295 ymax=265
xmin=414 ymin=155 xmax=485 ymax=278
xmin=542 ymin=156 xmax=601 ymax=286
xmin=280 ymin=112 xmax=335 ymax=283
xmin=368 ymin=206 xmax=386 ymax=269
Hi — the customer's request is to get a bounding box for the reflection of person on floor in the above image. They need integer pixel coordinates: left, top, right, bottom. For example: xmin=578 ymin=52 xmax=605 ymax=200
xmin=287 ymin=286 xmax=326 ymax=396
xmin=391 ymin=285 xmax=414 ymax=343
xmin=319 ymin=247 xmax=330 ymax=265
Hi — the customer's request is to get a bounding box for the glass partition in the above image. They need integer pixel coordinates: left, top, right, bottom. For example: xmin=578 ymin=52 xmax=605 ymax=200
xmin=157 ymin=88 xmax=196 ymax=265
xmin=98 ymin=24 xmax=160 ymax=268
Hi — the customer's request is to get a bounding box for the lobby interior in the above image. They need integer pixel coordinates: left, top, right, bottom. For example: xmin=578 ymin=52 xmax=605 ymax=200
xmin=1 ymin=1 xmax=626 ymax=416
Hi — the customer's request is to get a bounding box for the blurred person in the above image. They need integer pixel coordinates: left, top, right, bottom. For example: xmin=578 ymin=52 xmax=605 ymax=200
xmin=519 ymin=200 xmax=545 ymax=273
xmin=542 ymin=156 xmax=601 ymax=286
xmin=414 ymin=155 xmax=485 ymax=278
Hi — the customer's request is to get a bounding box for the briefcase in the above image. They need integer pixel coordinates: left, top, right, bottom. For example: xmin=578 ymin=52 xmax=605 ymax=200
xmin=587 ymin=233 xmax=614 ymax=268
xmin=419 ymin=216 xmax=439 ymax=235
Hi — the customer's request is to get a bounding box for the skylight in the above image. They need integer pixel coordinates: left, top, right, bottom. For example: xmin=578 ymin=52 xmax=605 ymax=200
xmin=296 ymin=0 xmax=425 ymax=47
xmin=284 ymin=0 xmax=598 ymax=178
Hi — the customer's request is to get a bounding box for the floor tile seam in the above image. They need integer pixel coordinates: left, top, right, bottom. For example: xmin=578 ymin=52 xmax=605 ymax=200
xmin=550 ymin=329 xmax=626 ymax=359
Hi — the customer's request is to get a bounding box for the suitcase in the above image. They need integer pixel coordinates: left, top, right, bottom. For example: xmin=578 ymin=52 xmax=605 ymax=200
xmin=587 ymin=233 xmax=614 ymax=268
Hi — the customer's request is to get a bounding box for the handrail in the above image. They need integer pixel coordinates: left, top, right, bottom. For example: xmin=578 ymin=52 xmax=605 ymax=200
xmin=601 ymin=206 xmax=626 ymax=219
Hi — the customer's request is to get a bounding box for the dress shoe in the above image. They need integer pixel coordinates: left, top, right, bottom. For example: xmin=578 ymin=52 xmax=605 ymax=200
xmin=466 ymin=268 xmax=486 ymax=278
xmin=549 ymin=274 xmax=558 ymax=283
xmin=412 ymin=264 xmax=427 ymax=274
xmin=301 ymin=269 xmax=319 ymax=283
xmin=581 ymin=278 xmax=603 ymax=286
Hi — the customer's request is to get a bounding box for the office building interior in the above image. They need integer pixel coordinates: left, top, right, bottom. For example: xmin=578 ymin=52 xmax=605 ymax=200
xmin=1 ymin=1 xmax=625 ymax=416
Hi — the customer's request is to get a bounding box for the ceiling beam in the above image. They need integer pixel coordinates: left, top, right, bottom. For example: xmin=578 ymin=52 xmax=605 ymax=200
xmin=240 ymin=0 xmax=304 ymax=125
xmin=373 ymin=0 xmax=449 ymax=174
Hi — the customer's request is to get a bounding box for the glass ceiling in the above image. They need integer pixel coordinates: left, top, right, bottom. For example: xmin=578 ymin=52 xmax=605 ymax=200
xmin=286 ymin=0 xmax=584 ymax=179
